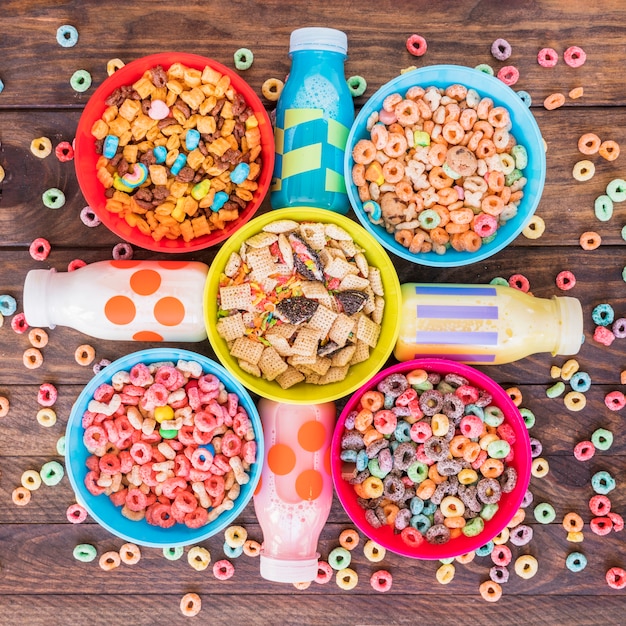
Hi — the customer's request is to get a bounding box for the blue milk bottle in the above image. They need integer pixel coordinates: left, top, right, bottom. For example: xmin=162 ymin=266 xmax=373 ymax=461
xmin=270 ymin=27 xmax=355 ymax=214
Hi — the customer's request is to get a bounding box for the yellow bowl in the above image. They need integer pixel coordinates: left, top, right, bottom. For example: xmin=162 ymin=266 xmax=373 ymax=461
xmin=204 ymin=208 xmax=402 ymax=404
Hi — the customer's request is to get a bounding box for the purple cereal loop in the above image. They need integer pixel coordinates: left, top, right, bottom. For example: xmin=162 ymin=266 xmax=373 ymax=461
xmin=350 ymin=470 xmax=370 ymax=485
xmin=394 ymin=508 xmax=411 ymax=530
xmin=366 ymin=438 xmax=389 ymax=459
xmin=419 ymin=389 xmax=444 ymax=416
xmin=529 ymin=437 xmax=543 ymax=458
xmin=365 ymin=508 xmax=383 ymax=529
xmin=442 ymin=393 xmax=464 ymax=421
xmin=393 ymin=442 xmax=417 ymax=470
xmin=499 ymin=466 xmax=518 ymax=493
xmin=344 ymin=410 xmax=358 ymax=430
xmin=378 ymin=447 xmax=393 ymax=473
xmin=490 ymin=565 xmax=510 ymax=583
xmin=520 ymin=489 xmax=534 ymax=508
xmin=477 ymin=478 xmax=502 ymax=504
xmin=383 ymin=474 xmax=405 ymax=501
xmin=458 ymin=484 xmax=482 ymax=512
xmin=509 ymin=524 xmax=533 ymax=546
xmin=437 ymin=458 xmax=463 ymax=476
xmin=377 ymin=373 xmax=409 ymax=398
xmin=612 ymin=318 xmax=626 ymax=338
xmin=475 ymin=389 xmax=493 ymax=408
xmin=112 ymin=242 xmax=133 ymax=260
xmin=392 ymin=405 xmax=411 ymax=417
xmin=426 ymin=523 xmax=450 ymax=545
xmin=444 ymin=373 xmax=468 ymax=387
xmin=491 ymin=38 xmax=512 ymax=61
xmin=427 ymin=372 xmax=441 ymax=385
xmin=433 ymin=509 xmax=445 ymax=526
xmin=430 ymin=483 xmax=446 ymax=505
xmin=341 ymin=431 xmax=365 ymax=451
xmin=423 ymin=436 xmax=449 ymax=461
xmin=80 ymin=206 xmax=101 ymax=227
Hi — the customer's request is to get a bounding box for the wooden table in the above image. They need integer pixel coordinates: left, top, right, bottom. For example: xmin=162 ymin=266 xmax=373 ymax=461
xmin=1 ymin=1 xmax=625 ymax=623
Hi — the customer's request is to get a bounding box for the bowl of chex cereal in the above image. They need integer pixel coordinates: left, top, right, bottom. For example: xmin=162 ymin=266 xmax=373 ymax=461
xmin=205 ymin=208 xmax=402 ymax=403
xmin=74 ymin=53 xmax=274 ymax=252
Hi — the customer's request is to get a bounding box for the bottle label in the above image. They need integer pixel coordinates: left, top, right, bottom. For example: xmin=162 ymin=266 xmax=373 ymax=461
xmin=412 ymin=285 xmax=499 ymax=363
xmin=271 ymin=108 xmax=348 ymax=197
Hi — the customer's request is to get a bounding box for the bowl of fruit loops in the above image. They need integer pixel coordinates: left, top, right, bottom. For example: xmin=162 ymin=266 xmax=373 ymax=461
xmin=345 ymin=64 xmax=546 ymax=267
xmin=74 ymin=52 xmax=274 ymax=252
xmin=205 ymin=208 xmax=402 ymax=404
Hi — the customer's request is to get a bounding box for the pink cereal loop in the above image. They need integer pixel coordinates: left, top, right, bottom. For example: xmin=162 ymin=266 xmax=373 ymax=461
xmin=508 ymin=273 xmax=530 ymax=292
xmin=66 ymin=503 xmax=88 ymax=523
xmin=573 ymin=440 xmax=595 ymax=461
xmin=68 ymin=259 xmax=87 ymax=272
xmin=370 ymin=569 xmax=393 ymax=592
xmin=537 ymin=47 xmax=558 ymax=67
xmin=496 ymin=65 xmax=520 ymax=86
xmin=604 ymin=390 xmax=626 ymax=411
xmin=406 ymin=34 xmax=428 ymax=57
xmin=315 ymin=560 xmax=333 ymax=584
xmin=213 ymin=559 xmax=235 ymax=580
xmin=38 ymin=382 xmax=58 ymax=407
xmin=556 ymin=270 xmax=576 ymax=290
xmin=11 ymin=313 xmax=29 ymax=334
xmin=29 ymin=237 xmax=51 ymax=261
xmin=564 ymin=46 xmax=586 ymax=68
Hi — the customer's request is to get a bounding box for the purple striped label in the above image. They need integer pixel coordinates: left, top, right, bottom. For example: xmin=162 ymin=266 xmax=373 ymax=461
xmin=416 ymin=330 xmax=499 ymax=346
xmin=415 ymin=285 xmax=497 ymax=296
xmin=417 ymin=304 xmax=498 ymax=319
xmin=414 ymin=352 xmax=497 ymax=363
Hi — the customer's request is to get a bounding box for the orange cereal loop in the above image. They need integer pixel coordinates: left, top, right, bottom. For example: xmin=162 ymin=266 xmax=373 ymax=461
xmin=28 ymin=328 xmax=49 ymax=349
xmin=119 ymin=542 xmax=141 ymax=565
xmin=242 ymin=539 xmax=261 ymax=557
xmin=361 ymin=390 xmax=384 ymax=412
xmin=480 ymin=457 xmax=504 ymax=478
xmin=599 ymin=140 xmax=620 ymax=161
xmin=23 ymin=348 xmax=43 ymax=369
xmin=180 ymin=592 xmax=202 ymax=617
xmin=479 ymin=580 xmax=503 ymax=602
xmin=12 ymin=486 xmax=31 ymax=506
xmin=579 ymin=231 xmax=601 ymax=250
xmin=339 ymin=529 xmax=360 ymax=551
xmin=563 ymin=512 xmax=584 ymax=533
xmin=577 ymin=133 xmax=601 ymax=155
xmin=544 ymin=93 xmax=566 ymax=110
xmin=505 ymin=387 xmax=523 ymax=406
xmin=75 ymin=344 xmax=96 ymax=366
xmin=0 ymin=395 xmax=9 ymax=418
xmin=362 ymin=427 xmax=383 ymax=447
xmin=99 ymin=551 xmax=121 ymax=571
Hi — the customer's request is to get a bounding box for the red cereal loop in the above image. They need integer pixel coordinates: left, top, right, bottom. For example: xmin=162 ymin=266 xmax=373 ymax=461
xmin=606 ymin=567 xmax=626 ymax=590
xmin=212 ymin=559 xmax=235 ymax=580
xmin=29 ymin=237 xmax=51 ymax=261
xmin=564 ymin=45 xmax=586 ymax=68
xmin=400 ymin=526 xmax=424 ymax=548
xmin=406 ymin=34 xmax=428 ymax=57
xmin=55 ymin=141 xmax=75 ymax=162
xmin=508 ymin=273 xmax=530 ymax=292
xmin=608 ymin=512 xmax=624 ymax=532
xmin=490 ymin=544 xmax=512 ymax=566
xmin=315 ymin=560 xmax=333 ymax=584
xmin=38 ymin=382 xmax=58 ymax=407
xmin=589 ymin=494 xmax=611 ymax=516
xmin=604 ymin=390 xmax=626 ymax=411
xmin=370 ymin=569 xmax=393 ymax=592
xmin=537 ymin=47 xmax=559 ymax=67
xmin=496 ymin=65 xmax=520 ymax=86
xmin=573 ymin=440 xmax=595 ymax=461
xmin=68 ymin=259 xmax=87 ymax=272
xmin=594 ymin=326 xmax=615 ymax=347
xmin=590 ymin=517 xmax=613 ymax=536
xmin=66 ymin=503 xmax=88 ymax=523
xmin=556 ymin=270 xmax=576 ymax=290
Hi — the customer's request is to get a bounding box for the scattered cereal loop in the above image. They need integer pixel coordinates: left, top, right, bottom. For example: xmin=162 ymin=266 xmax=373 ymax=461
xmin=0 ymin=165 xmax=5 ymax=183
xmin=572 ymin=159 xmax=595 ymax=181
xmin=29 ymin=237 xmax=51 ymax=261
xmin=579 ymin=231 xmax=601 ymax=250
xmin=42 ymin=187 xmax=66 ymax=209
xmin=497 ymin=65 xmax=519 ymax=86
xmin=370 ymin=569 xmax=393 ymax=592
xmin=36 ymin=408 xmax=57 ymax=427
xmin=261 ymin=78 xmax=284 ymax=102
xmin=406 ymin=34 xmax=428 ymax=57
xmin=70 ymin=69 xmax=92 ymax=93
xmin=66 ymin=503 xmax=88 ymax=524
xmin=23 ymin=347 xmax=43 ymax=369
xmin=30 ymin=137 xmax=52 ymax=159
xmin=119 ymin=542 xmax=141 ymax=565
xmin=75 ymin=344 xmax=96 ymax=366
xmin=594 ymin=325 xmax=615 ymax=346
xmin=0 ymin=294 xmax=17 ymax=316
xmin=99 ymin=551 xmax=121 ymax=571
xmin=604 ymin=390 xmax=626 ymax=411
xmin=73 ymin=543 xmax=97 ymax=562
xmin=21 ymin=469 xmax=42 ymax=491
xmin=0 ymin=395 xmax=9 ymax=418
xmin=68 ymin=259 xmax=87 ymax=272
xmin=522 ymin=215 xmax=545 ymax=239
xmin=578 ymin=133 xmax=601 ymax=155
xmin=569 ymin=86 xmax=584 ymax=99
xmin=55 ymin=141 xmax=74 ymax=162
xmin=475 ymin=63 xmax=494 ymax=75
xmin=594 ymin=195 xmax=613 ymax=222
xmin=106 ymin=58 xmax=125 ymax=76
xmin=112 ymin=242 xmax=133 ymax=260
xmin=564 ymin=45 xmax=587 ymax=68
xmin=80 ymin=206 xmax=101 ymax=227
xmin=556 ymin=270 xmax=576 ymax=290
xmin=213 ymin=559 xmax=235 ymax=580
xmin=12 ymin=486 xmax=31 ymax=506
xmin=599 ymin=140 xmax=620 ymax=161
xmin=537 ymin=47 xmax=558 ymax=67
xmin=29 ymin=328 xmax=49 ymax=349
xmin=188 ymin=546 xmax=211 ymax=571
xmin=606 ymin=567 xmax=626 ymax=590
xmin=56 ymin=25 xmax=78 ymax=47
xmin=335 ymin=567 xmax=358 ymax=590
xmin=180 ymin=593 xmax=202 ymax=617
xmin=544 ymin=92 xmax=565 ymax=110
xmin=233 ymin=48 xmax=254 ymax=71
xmin=479 ymin=579 xmax=502 ymax=602
xmin=40 ymin=460 xmax=64 ymax=486
xmin=11 ymin=312 xmax=28 ymax=334
xmin=491 ymin=38 xmax=512 ymax=61
xmin=347 ymin=75 xmax=367 ymax=98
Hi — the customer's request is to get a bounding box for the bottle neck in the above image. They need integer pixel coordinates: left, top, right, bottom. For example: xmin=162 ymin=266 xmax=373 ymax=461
xmin=289 ymin=48 xmax=346 ymax=70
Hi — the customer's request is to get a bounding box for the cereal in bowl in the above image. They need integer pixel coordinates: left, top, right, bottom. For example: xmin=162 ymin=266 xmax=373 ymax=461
xmin=217 ymin=221 xmax=385 ymax=388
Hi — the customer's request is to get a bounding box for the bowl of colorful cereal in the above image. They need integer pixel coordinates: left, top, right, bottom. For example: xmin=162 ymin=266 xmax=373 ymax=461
xmin=331 ymin=358 xmax=531 ymax=559
xmin=65 ymin=347 xmax=263 ymax=547
xmin=204 ymin=207 xmax=403 ymax=404
xmin=74 ymin=52 xmax=274 ymax=252
xmin=345 ymin=64 xmax=546 ymax=267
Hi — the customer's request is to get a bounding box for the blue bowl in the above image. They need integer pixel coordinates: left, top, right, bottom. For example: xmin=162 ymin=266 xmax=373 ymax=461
xmin=344 ymin=64 xmax=546 ymax=267
xmin=65 ymin=348 xmax=263 ymax=548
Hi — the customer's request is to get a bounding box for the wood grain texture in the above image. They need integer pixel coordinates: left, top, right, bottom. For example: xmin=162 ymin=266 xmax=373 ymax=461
xmin=1 ymin=0 xmax=626 ymax=623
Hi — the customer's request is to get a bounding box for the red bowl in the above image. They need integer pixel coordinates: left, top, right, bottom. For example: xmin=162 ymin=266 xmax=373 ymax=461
xmin=331 ymin=358 xmax=531 ymax=559
xmin=74 ymin=52 xmax=274 ymax=253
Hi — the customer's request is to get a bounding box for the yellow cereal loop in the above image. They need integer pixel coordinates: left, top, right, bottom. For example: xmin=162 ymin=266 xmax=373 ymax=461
xmin=335 ymin=567 xmax=358 ymax=590
xmin=363 ymin=540 xmax=386 ymax=562
xmin=514 ymin=554 xmax=538 ymax=579
xmin=261 ymin=78 xmax=284 ymax=102
xmin=0 ymin=165 xmax=5 ymax=183
xmin=531 ymin=457 xmax=550 ymax=478
xmin=492 ymin=527 xmax=510 ymax=545
xmin=30 ymin=136 xmax=53 ymax=158
xmin=550 ymin=365 xmax=562 ymax=378
xmin=36 ymin=408 xmax=57 ymax=428
xmin=21 ymin=469 xmax=42 ymax=491
xmin=567 ymin=531 xmax=584 ymax=543
xmin=106 ymin=58 xmax=125 ymax=76
xmin=187 ymin=546 xmax=211 ymax=571
xmin=522 ymin=215 xmax=545 ymax=239
xmin=224 ymin=525 xmax=247 ymax=548
xmin=572 ymin=159 xmax=595 ymax=181
xmin=436 ymin=563 xmax=455 ymax=584
xmin=293 ymin=580 xmax=311 ymax=590
xmin=564 ymin=391 xmax=586 ymax=412
xmin=119 ymin=542 xmax=141 ymax=565
xmin=560 ymin=359 xmax=580 ymax=380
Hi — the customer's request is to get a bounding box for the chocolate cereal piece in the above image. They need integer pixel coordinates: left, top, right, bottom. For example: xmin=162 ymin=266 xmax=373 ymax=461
xmin=336 ymin=290 xmax=368 ymax=316
xmin=275 ymin=297 xmax=319 ymax=324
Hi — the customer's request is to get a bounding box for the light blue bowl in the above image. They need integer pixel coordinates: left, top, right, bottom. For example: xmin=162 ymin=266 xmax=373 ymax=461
xmin=345 ymin=64 xmax=546 ymax=267
xmin=65 ymin=348 xmax=263 ymax=548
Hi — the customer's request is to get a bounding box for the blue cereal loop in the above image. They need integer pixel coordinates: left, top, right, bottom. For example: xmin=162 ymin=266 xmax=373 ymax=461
xmin=153 ymin=145 xmax=167 ymax=164
xmin=0 ymin=294 xmax=17 ymax=316
xmin=516 ymin=90 xmax=532 ymax=107
xmin=185 ymin=128 xmax=201 ymax=151
xmin=592 ymin=303 xmax=614 ymax=326
xmin=591 ymin=470 xmax=616 ymax=494
xmin=70 ymin=69 xmax=92 ymax=93
xmin=0 ymin=78 xmax=4 ymax=94
xmin=363 ymin=200 xmax=381 ymax=221
xmin=103 ymin=135 xmax=119 ymax=159
xmin=223 ymin=542 xmax=244 ymax=558
xmin=169 ymin=153 xmax=187 ymax=176
xmin=570 ymin=372 xmax=591 ymax=392
xmin=476 ymin=541 xmax=495 ymax=557
xmin=566 ymin=552 xmax=587 ymax=572
xmin=57 ymin=25 xmax=78 ymax=47
xmin=211 ymin=190 xmax=229 ymax=212
xmin=230 ymin=162 xmax=250 ymax=185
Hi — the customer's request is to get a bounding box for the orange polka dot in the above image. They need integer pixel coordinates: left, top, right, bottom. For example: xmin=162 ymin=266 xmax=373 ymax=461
xmin=110 ymin=260 xmax=141 ymax=268
xmin=130 ymin=269 xmax=162 ymax=296
xmin=153 ymin=297 xmax=185 ymax=326
xmin=157 ymin=260 xmax=189 ymax=269
xmin=295 ymin=469 xmax=324 ymax=501
xmin=267 ymin=444 xmax=296 ymax=476
xmin=323 ymin=446 xmax=332 ymax=475
xmin=104 ymin=295 xmax=136 ymax=325
xmin=133 ymin=330 xmax=164 ymax=341
xmin=254 ymin=475 xmax=262 ymax=496
xmin=298 ymin=420 xmax=327 ymax=452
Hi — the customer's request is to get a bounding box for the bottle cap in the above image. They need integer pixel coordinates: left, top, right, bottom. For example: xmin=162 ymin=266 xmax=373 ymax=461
xmin=553 ymin=296 xmax=584 ymax=356
xmin=259 ymin=553 xmax=319 ymax=583
xmin=23 ymin=269 xmax=55 ymax=328
xmin=289 ymin=27 xmax=348 ymax=54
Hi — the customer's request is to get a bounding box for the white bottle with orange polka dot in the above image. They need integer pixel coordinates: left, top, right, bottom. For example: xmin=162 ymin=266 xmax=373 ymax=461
xmin=254 ymin=398 xmax=336 ymax=583
xmin=23 ymin=260 xmax=209 ymax=341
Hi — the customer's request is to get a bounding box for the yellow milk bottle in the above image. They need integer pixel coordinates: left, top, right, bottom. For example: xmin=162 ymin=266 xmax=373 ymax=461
xmin=394 ymin=283 xmax=583 ymax=365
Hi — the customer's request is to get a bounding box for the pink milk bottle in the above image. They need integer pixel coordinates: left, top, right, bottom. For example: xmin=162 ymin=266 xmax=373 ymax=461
xmin=254 ymin=399 xmax=336 ymax=583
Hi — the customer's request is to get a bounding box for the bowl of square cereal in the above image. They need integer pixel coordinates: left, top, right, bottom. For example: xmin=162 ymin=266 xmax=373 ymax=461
xmin=204 ymin=207 xmax=402 ymax=404
xmin=345 ymin=64 xmax=546 ymax=267
xmin=74 ymin=53 xmax=274 ymax=252
xmin=331 ymin=358 xmax=531 ymax=559
xmin=65 ymin=347 xmax=263 ymax=548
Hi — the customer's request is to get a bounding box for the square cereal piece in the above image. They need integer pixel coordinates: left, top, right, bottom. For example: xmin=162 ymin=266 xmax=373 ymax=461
xmin=299 ymin=222 xmax=327 ymax=250
xmin=318 ymin=365 xmax=350 ymax=384
xmin=258 ymin=347 xmax=288 ymax=381
xmin=355 ymin=252 xmax=369 ymax=278
xmin=304 ymin=371 xmax=321 ymax=384
xmin=324 ymin=257 xmax=359 ymax=280
xmin=238 ymin=359 xmax=261 ymax=378
xmin=263 ymin=219 xmax=299 ymax=234
xmin=338 ymin=274 xmax=370 ymax=291
xmin=224 ymin=252 xmax=242 ymax=278
xmin=339 ymin=238 xmax=360 ymax=258
xmin=266 ymin=323 xmax=297 ymax=340
xmin=318 ymin=294 xmax=339 ymax=312
xmin=242 ymin=311 xmax=255 ymax=328
xmin=363 ymin=285 xmax=376 ymax=315
xmin=291 ymin=327 xmax=321 ymax=357
xmin=301 ymin=281 xmax=329 ymax=300
xmin=216 ymin=313 xmax=246 ymax=341
xmin=325 ymin=223 xmax=353 ymax=241
xmin=331 ymin=344 xmax=357 ymax=367
xmin=265 ymin=334 xmax=293 ymax=357
xmin=230 ymin=337 xmax=264 ymax=365
xmin=289 ymin=353 xmax=318 ymax=366
xmin=372 ymin=296 xmax=385 ymax=325
xmin=328 ymin=314 xmax=356 ymax=347
xmin=308 ymin=305 xmax=338 ymax=337
xmin=246 ymin=246 xmax=276 ymax=280
xmin=368 ymin=267 xmax=384 ymax=296
xmin=246 ymin=231 xmax=278 ymax=248
xmin=308 ymin=356 xmax=332 ymax=376
xmin=260 ymin=277 xmax=278 ymax=294
xmin=275 ymin=366 xmax=305 ymax=389
xmin=220 ymin=283 xmax=252 ymax=311
xmin=356 ymin=316 xmax=381 ymax=348
xmin=350 ymin=340 xmax=370 ymax=365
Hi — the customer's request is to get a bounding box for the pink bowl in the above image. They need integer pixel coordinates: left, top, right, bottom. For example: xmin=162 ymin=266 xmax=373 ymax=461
xmin=74 ymin=52 xmax=274 ymax=253
xmin=331 ymin=358 xmax=531 ymax=559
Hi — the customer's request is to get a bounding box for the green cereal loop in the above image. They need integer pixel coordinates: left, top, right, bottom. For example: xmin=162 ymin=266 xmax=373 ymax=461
xmin=70 ymin=69 xmax=92 ymax=92
xmin=511 ymin=145 xmax=528 ymax=170
xmin=483 ymin=406 xmax=503 ymax=427
xmin=519 ymin=408 xmax=536 ymax=429
xmin=623 ymin=266 xmax=626 ymax=283
xmin=533 ymin=502 xmax=556 ymax=524
xmin=73 ymin=543 xmax=97 ymax=562
xmin=606 ymin=178 xmax=626 ymax=202
xmin=233 ymin=48 xmax=254 ymax=71
xmin=42 ymin=187 xmax=66 ymax=209
xmin=163 ymin=546 xmax=184 ymax=561
xmin=413 ymin=380 xmax=433 ymax=392
xmin=347 ymin=75 xmax=367 ymax=98
xmin=591 ymin=470 xmax=616 ymax=494
xmin=367 ymin=457 xmax=388 ymax=479
xmin=475 ymin=63 xmax=494 ymax=75
xmin=565 ymin=552 xmax=587 ymax=572
xmin=462 ymin=517 xmax=485 ymax=537
xmin=56 ymin=435 xmax=66 ymax=456
xmin=407 ymin=461 xmax=428 ymax=483
xmin=490 ymin=277 xmax=509 ymax=287
xmin=436 ymin=381 xmax=455 ymax=395
xmin=546 ymin=381 xmax=565 ymax=398
xmin=594 ymin=195 xmax=614 ymax=222
xmin=482 ymin=232 xmax=498 ymax=244
xmin=328 ymin=546 xmax=351 ymax=570
xmin=439 ymin=557 xmax=454 ymax=564
xmin=487 ymin=439 xmax=510 ymax=459
xmin=40 ymin=460 xmax=64 ymax=486
xmin=621 ymin=225 xmax=626 ymax=241
xmin=479 ymin=504 xmax=499 ymax=521
xmin=504 ymin=168 xmax=523 ymax=187
xmin=591 ymin=428 xmax=613 ymax=451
